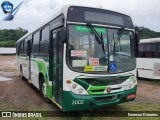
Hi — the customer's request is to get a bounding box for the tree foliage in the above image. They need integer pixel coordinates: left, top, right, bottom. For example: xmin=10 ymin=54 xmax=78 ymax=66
xmin=0 ymin=41 xmax=16 ymax=47
xmin=0 ymin=27 xmax=28 ymax=47
xmin=0 ymin=27 xmax=28 ymax=41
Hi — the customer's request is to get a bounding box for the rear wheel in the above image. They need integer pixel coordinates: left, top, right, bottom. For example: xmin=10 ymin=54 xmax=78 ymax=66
xmin=39 ymin=76 xmax=50 ymax=103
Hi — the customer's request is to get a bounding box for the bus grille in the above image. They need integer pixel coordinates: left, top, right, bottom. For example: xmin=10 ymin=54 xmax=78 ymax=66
xmin=95 ymin=95 xmax=118 ymax=103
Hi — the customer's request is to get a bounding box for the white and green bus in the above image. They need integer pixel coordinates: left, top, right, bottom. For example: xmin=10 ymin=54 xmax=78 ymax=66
xmin=16 ymin=5 xmax=139 ymax=111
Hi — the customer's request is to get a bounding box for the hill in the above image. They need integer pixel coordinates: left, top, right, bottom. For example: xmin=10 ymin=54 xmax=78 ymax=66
xmin=139 ymin=27 xmax=160 ymax=39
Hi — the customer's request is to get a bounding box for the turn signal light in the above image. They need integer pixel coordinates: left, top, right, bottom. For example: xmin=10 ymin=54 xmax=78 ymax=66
xmin=66 ymin=80 xmax=72 ymax=84
xmin=127 ymin=94 xmax=136 ymax=100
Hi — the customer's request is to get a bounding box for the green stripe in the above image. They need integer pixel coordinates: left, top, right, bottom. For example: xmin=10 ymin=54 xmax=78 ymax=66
xmin=87 ymin=85 xmax=107 ymax=95
xmin=31 ymin=58 xmax=48 ymax=81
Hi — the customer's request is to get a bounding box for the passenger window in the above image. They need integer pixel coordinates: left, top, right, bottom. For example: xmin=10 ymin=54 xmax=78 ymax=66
xmin=32 ymin=31 xmax=40 ymax=55
xmin=39 ymin=26 xmax=49 ymax=55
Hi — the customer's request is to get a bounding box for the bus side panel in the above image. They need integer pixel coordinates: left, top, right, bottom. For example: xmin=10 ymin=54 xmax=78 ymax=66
xmin=16 ymin=56 xmax=22 ymax=72
xmin=22 ymin=56 xmax=29 ymax=79
xmin=30 ymin=58 xmax=40 ymax=89
xmin=137 ymin=58 xmax=160 ymax=79
xmin=17 ymin=56 xmax=26 ymax=77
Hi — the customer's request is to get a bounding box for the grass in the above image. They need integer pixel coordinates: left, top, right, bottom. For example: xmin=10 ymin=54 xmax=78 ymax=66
xmin=153 ymin=80 xmax=160 ymax=86
xmin=0 ymin=102 xmax=50 ymax=111
xmin=139 ymin=78 xmax=160 ymax=86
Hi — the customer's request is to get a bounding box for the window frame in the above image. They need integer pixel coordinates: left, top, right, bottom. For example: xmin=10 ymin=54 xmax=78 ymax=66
xmin=39 ymin=25 xmax=50 ymax=55
xmin=31 ymin=31 xmax=40 ymax=55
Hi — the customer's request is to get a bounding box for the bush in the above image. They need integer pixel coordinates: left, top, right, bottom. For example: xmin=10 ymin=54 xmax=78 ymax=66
xmin=0 ymin=41 xmax=16 ymax=47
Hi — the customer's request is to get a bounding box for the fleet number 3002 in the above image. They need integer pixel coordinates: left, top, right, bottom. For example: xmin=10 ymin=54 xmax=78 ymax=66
xmin=72 ymin=100 xmax=84 ymax=105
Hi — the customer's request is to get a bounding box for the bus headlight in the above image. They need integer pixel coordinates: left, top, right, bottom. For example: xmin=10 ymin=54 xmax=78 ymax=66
xmin=72 ymin=84 xmax=77 ymax=89
xmin=66 ymin=80 xmax=88 ymax=95
xmin=78 ymin=88 xmax=83 ymax=94
xmin=125 ymin=78 xmax=137 ymax=90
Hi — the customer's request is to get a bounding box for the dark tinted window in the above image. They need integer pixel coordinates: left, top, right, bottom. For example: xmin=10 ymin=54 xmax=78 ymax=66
xmin=23 ymin=39 xmax=27 ymax=55
xmin=41 ymin=26 xmax=49 ymax=42
xmin=147 ymin=43 xmax=156 ymax=51
xmin=146 ymin=43 xmax=156 ymax=58
xmin=17 ymin=43 xmax=20 ymax=55
xmin=156 ymin=43 xmax=160 ymax=58
xmin=85 ymin=11 xmax=124 ymax=25
xmin=157 ymin=43 xmax=160 ymax=51
xmin=19 ymin=40 xmax=24 ymax=55
xmin=67 ymin=6 xmax=133 ymax=29
xmin=139 ymin=43 xmax=157 ymax=58
xmin=33 ymin=31 xmax=40 ymax=43
xmin=40 ymin=26 xmax=49 ymax=54
xmin=32 ymin=31 xmax=40 ymax=54
xmin=138 ymin=44 xmax=145 ymax=57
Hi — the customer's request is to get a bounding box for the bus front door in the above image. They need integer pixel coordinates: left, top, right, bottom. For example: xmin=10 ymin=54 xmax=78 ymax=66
xmin=52 ymin=31 xmax=63 ymax=104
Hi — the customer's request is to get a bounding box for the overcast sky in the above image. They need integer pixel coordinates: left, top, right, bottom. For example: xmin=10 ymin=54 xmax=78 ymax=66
xmin=0 ymin=0 xmax=160 ymax=32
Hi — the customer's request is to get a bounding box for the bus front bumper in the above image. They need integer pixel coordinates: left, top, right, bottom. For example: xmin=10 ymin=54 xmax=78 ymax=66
xmin=62 ymin=86 xmax=137 ymax=111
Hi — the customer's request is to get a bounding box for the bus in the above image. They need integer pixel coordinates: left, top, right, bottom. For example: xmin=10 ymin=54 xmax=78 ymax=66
xmin=137 ymin=38 xmax=160 ymax=79
xmin=16 ymin=5 xmax=139 ymax=111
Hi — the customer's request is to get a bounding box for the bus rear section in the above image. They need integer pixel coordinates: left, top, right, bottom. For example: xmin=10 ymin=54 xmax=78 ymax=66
xmin=137 ymin=38 xmax=160 ymax=80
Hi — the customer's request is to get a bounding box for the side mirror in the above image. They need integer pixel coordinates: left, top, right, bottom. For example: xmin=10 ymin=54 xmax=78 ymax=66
xmin=59 ymin=28 xmax=67 ymax=43
xmin=134 ymin=26 xmax=140 ymax=43
xmin=134 ymin=25 xmax=139 ymax=57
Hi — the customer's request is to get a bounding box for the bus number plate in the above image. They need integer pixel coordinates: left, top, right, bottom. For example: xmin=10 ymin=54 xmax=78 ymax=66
xmin=72 ymin=100 xmax=84 ymax=105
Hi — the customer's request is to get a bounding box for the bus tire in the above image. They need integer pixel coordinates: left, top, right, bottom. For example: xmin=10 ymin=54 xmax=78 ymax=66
xmin=20 ymin=66 xmax=25 ymax=80
xmin=39 ymin=76 xmax=50 ymax=103
xmin=137 ymin=70 xmax=140 ymax=79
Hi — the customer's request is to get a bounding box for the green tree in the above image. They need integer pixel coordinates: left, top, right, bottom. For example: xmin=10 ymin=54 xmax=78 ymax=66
xmin=0 ymin=27 xmax=28 ymax=42
xmin=0 ymin=41 xmax=16 ymax=47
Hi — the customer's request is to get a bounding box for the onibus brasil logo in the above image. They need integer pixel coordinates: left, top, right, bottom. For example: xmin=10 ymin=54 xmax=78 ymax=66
xmin=1 ymin=1 xmax=23 ymax=21
xmin=1 ymin=1 xmax=14 ymax=14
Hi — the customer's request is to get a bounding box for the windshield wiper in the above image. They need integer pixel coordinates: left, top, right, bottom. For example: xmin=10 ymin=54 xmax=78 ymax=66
xmin=114 ymin=27 xmax=124 ymax=44
xmin=113 ymin=27 xmax=124 ymax=53
xmin=86 ymin=23 xmax=105 ymax=54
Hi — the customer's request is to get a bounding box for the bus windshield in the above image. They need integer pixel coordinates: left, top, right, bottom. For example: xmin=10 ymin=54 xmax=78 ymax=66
xmin=67 ymin=25 xmax=135 ymax=74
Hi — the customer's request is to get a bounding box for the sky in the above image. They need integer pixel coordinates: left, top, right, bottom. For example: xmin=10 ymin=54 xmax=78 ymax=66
xmin=0 ymin=0 xmax=160 ymax=32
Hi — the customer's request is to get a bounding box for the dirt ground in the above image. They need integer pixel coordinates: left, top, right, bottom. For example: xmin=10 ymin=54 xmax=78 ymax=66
xmin=0 ymin=56 xmax=59 ymax=112
xmin=0 ymin=55 xmax=160 ymax=113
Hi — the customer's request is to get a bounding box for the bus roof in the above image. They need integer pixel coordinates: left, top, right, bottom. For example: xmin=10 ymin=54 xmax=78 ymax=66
xmin=139 ymin=38 xmax=160 ymax=44
xmin=17 ymin=4 xmax=132 ymax=43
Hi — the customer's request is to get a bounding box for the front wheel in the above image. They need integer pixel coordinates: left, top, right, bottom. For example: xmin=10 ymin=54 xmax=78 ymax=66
xmin=39 ymin=76 xmax=50 ymax=103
